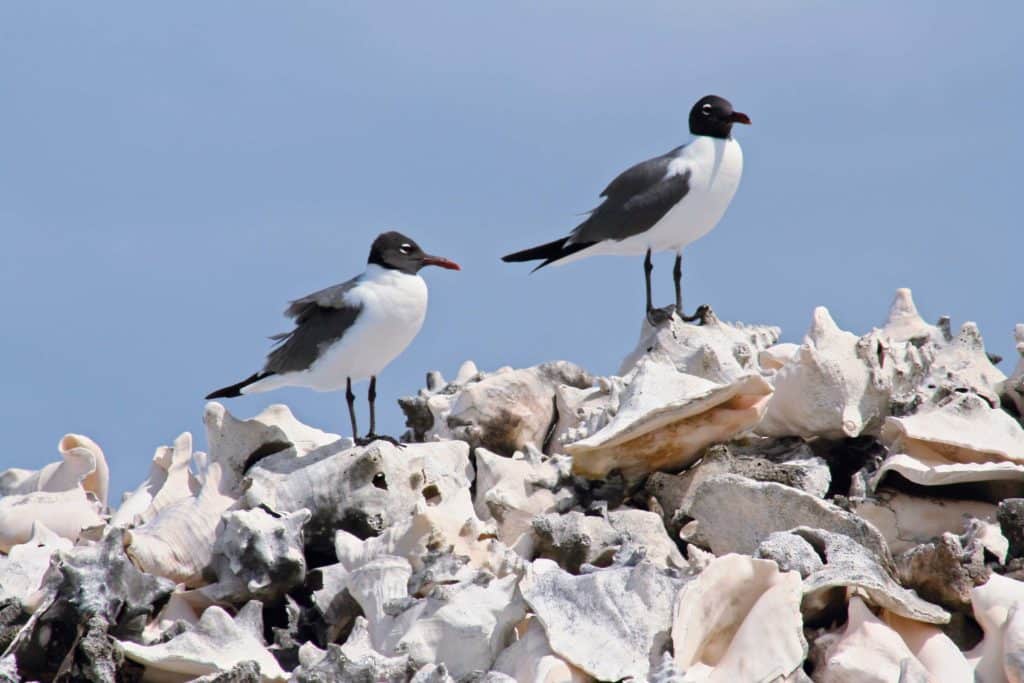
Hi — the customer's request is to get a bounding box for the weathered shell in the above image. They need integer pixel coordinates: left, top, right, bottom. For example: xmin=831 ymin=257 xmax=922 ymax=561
xmin=758 ymin=306 xmax=891 ymax=439
xmin=566 ymin=358 xmax=772 ymax=480
xmin=399 ymin=361 xmax=593 ymax=455
xmin=620 ymin=312 xmax=780 ymax=383
xmin=243 ymin=439 xmax=473 ymax=549
xmin=672 ymin=554 xmax=806 ymax=681
xmin=919 ymin=321 xmax=1005 ymax=407
xmin=119 ymin=601 xmax=287 ymax=681
xmin=0 ymin=522 xmax=72 ymax=608
xmin=519 ymin=559 xmax=684 ymax=681
xmin=0 ymin=487 xmax=103 ymax=553
xmin=474 ymin=446 xmax=573 ymax=550
xmin=851 ymin=490 xmax=999 ymax=555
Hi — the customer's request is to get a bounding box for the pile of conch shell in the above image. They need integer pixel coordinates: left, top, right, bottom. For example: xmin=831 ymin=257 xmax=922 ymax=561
xmin=3 ymin=287 xmax=1024 ymax=682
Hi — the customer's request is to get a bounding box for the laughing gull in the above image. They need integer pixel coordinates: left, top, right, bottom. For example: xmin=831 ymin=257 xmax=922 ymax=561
xmin=502 ymin=94 xmax=750 ymax=324
xmin=206 ymin=231 xmax=460 ymax=445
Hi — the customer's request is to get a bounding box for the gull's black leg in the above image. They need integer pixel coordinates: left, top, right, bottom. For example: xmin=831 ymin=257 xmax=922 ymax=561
xmin=644 ymin=249 xmax=654 ymax=314
xmin=346 ymin=377 xmax=358 ymax=439
xmin=357 ymin=376 xmax=402 ymax=447
xmin=673 ymin=252 xmax=683 ymax=314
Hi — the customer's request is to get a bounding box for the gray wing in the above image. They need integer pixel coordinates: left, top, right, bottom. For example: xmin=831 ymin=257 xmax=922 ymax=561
xmin=569 ymin=145 xmax=690 ymax=244
xmin=264 ymin=277 xmax=363 ymax=374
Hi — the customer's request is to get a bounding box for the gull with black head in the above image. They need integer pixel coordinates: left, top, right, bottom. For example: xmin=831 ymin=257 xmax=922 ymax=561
xmin=206 ymin=231 xmax=460 ymax=446
xmin=502 ymin=94 xmax=750 ymax=324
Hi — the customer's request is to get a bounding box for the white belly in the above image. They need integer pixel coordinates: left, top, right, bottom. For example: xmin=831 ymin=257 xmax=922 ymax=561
xmin=249 ymin=267 xmax=428 ymax=393
xmin=645 ymin=136 xmax=743 ymax=252
xmin=555 ymin=136 xmax=743 ymax=263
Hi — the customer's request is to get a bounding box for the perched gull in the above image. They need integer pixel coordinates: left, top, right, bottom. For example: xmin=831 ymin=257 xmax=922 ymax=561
xmin=502 ymin=94 xmax=750 ymax=324
xmin=206 ymin=231 xmax=460 ymax=445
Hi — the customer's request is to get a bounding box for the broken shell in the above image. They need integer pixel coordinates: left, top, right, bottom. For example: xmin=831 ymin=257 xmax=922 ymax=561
xmin=566 ymin=358 xmax=772 ymax=480
xmin=880 ymin=288 xmax=944 ymax=345
xmin=851 ymin=490 xmax=999 ymax=555
xmin=919 ymin=321 xmax=1005 ymax=407
xmin=0 ymin=522 xmax=72 ymax=608
xmin=672 ymin=554 xmax=806 ymax=681
xmin=966 ymin=573 xmax=1024 ymax=683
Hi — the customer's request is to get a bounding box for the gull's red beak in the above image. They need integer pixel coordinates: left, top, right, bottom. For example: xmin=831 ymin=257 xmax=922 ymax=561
xmin=729 ymin=111 xmax=751 ymax=125
xmin=422 ymin=255 xmax=461 ymax=271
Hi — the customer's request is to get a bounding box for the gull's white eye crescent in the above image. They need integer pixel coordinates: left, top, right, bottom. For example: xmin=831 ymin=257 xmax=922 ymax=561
xmin=701 ymin=103 xmax=712 ymax=116
xmin=399 ymin=243 xmax=413 ymax=254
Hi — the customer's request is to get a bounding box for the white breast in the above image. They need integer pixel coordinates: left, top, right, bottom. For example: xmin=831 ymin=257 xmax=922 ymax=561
xmin=299 ymin=266 xmax=428 ymax=391
xmin=650 ymin=136 xmax=743 ymax=251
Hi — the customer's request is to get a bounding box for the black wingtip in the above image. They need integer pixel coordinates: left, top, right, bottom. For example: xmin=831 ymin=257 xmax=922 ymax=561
xmin=502 ymin=237 xmax=595 ymax=267
xmin=205 ymin=372 xmax=271 ymax=400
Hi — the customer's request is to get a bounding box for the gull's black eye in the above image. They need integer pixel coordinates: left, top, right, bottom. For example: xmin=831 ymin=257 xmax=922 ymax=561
xmin=399 ymin=243 xmax=413 ymax=255
xmin=701 ymin=103 xmax=712 ymax=116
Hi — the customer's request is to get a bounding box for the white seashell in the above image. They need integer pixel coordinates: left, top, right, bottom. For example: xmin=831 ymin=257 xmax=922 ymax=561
xmin=518 ymin=558 xmax=684 ymax=681
xmin=204 ymin=401 xmax=342 ymax=495
xmin=566 ymin=358 xmax=772 ymax=480
xmin=1002 ymin=324 xmax=1024 ymax=416
xmin=400 ymin=362 xmax=593 ymax=455
xmin=816 ymin=596 xmax=931 ymax=683
xmin=141 ymin=587 xmax=203 ymax=644
xmin=672 ymin=554 xmax=806 ymax=682
xmin=0 ymin=433 xmax=108 ymax=507
xmin=119 ymin=602 xmax=287 ymax=681
xmin=492 ymin=616 xmax=590 ymax=683
xmin=345 ymin=555 xmax=414 ymax=650
xmin=111 ymin=431 xmax=196 ymax=528
xmin=758 ymin=306 xmax=890 ymax=439
xmin=0 ymin=486 xmax=104 ymax=552
xmin=919 ymin=321 xmax=1006 ymax=407
xmin=880 ymin=392 xmax=1024 ymax=466
xmin=966 ymin=573 xmax=1024 ymax=683
xmin=881 ymin=288 xmax=944 ymax=344
xmin=620 ymin=313 xmax=780 ymax=383
xmin=759 ymin=342 xmax=800 ymax=371
xmin=124 ymin=436 xmax=236 ymax=585
xmin=0 ymin=522 xmax=72 ymax=608
xmin=474 ymin=446 xmax=573 ymax=550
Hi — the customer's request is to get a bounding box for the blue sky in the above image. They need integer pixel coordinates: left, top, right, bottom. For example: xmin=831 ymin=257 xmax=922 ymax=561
xmin=2 ymin=2 xmax=1021 ymax=499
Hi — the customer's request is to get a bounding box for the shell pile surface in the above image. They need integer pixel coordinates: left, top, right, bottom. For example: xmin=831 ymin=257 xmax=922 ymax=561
xmin=2 ymin=288 xmax=1024 ymax=682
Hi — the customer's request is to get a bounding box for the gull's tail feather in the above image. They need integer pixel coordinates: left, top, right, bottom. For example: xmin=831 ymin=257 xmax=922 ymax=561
xmin=205 ymin=371 xmax=273 ymax=399
xmin=501 ymin=237 xmax=595 ymax=271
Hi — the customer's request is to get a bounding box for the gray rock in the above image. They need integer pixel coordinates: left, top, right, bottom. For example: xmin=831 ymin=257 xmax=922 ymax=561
xmin=896 ymin=532 xmax=990 ymax=612
xmin=793 ymin=527 xmax=949 ymax=624
xmin=531 ymin=512 xmax=620 ymax=574
xmin=755 ymin=531 xmax=824 ymax=578
xmin=686 ymin=474 xmax=893 ymax=568
xmin=999 ymin=498 xmax=1024 ymax=560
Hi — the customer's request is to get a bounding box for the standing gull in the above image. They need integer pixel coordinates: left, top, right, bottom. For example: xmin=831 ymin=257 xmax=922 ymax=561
xmin=206 ymin=231 xmax=460 ymax=445
xmin=502 ymin=94 xmax=750 ymax=324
